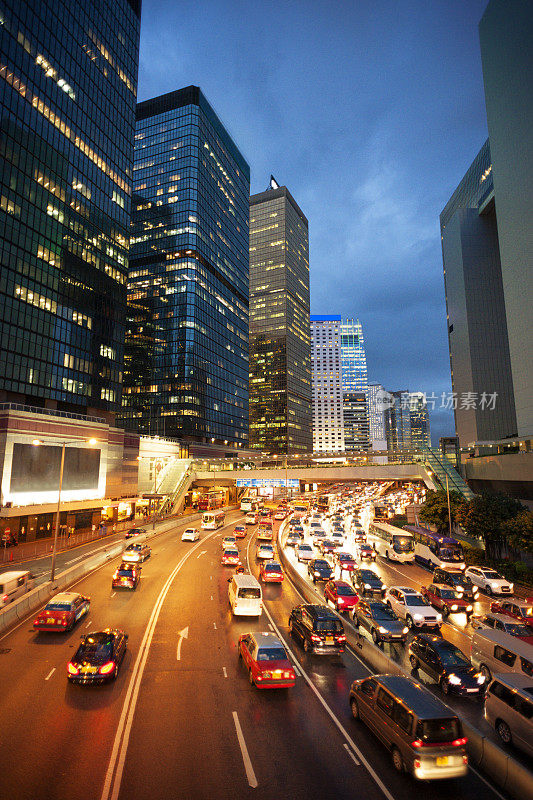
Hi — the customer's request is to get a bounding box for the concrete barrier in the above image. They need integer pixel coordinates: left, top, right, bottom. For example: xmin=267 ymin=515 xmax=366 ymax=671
xmin=277 ymin=518 xmax=533 ymax=800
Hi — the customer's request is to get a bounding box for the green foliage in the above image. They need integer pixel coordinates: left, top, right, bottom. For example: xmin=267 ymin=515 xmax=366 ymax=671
xmin=502 ymin=510 xmax=533 ymax=554
xmin=419 ymin=490 xmax=466 ymax=534
xmin=389 ymin=514 xmax=407 ymax=527
xmin=456 ymin=491 xmax=526 ymax=560
xmin=461 ymin=542 xmax=485 ymax=566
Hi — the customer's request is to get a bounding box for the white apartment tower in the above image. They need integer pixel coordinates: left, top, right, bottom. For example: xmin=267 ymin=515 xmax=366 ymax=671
xmin=311 ymin=316 xmax=345 ymax=452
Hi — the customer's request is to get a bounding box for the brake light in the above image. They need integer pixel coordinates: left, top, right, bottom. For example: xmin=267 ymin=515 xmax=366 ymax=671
xmin=99 ymin=661 xmax=116 ymax=675
xmin=310 ymin=634 xmax=321 ymax=642
xmin=2 ymin=594 xmax=8 ymax=603
xmin=452 ymin=737 xmax=468 ymax=747
xmin=462 ymin=755 xmax=468 ymax=765
xmin=412 ymin=740 xmax=423 ymax=748
xmin=414 ymin=759 xmax=421 ymax=770
xmin=336 ymin=634 xmax=346 ymax=642
xmin=68 ymin=663 xmax=79 ymax=675
xmin=61 ymin=618 xmax=68 ymax=626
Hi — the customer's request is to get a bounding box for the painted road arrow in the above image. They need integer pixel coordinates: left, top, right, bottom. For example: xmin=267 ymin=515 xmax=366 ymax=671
xmin=176 ymin=626 xmax=189 ymax=661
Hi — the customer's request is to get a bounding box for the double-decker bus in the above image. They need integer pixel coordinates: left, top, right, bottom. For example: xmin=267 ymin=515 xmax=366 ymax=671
xmin=403 ymin=525 xmax=465 ymax=571
xmin=317 ymin=494 xmax=331 ymax=512
xmin=201 ymin=510 xmax=225 ymax=530
xmin=240 ymin=497 xmax=258 ymax=513
xmin=198 ymin=491 xmax=224 ymax=511
xmin=366 ymin=521 xmax=415 ymax=563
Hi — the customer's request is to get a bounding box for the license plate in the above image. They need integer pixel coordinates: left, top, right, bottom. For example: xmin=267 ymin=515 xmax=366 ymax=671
xmin=83 ymin=666 xmax=98 ymax=674
xmin=467 ymin=688 xmax=478 ymax=693
xmin=436 ymin=756 xmax=449 ymax=766
xmin=325 ymin=636 xmax=333 ymax=644
xmin=47 ymin=618 xmax=55 ymax=624
xmin=273 ymin=670 xmax=282 ymax=678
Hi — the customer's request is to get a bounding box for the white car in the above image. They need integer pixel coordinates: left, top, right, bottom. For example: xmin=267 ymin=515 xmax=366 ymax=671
xmin=256 ymin=544 xmax=274 ymax=560
xmin=385 ymin=586 xmax=442 ymax=630
xmin=222 ymin=536 xmax=237 ymax=549
xmin=181 ymin=528 xmax=200 ymax=542
xmin=296 ymin=543 xmax=314 ymax=562
xmin=464 ymin=567 xmax=514 ymax=596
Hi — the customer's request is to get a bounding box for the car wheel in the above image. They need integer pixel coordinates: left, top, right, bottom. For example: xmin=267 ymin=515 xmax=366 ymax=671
xmin=409 ymin=654 xmax=419 ymax=669
xmin=391 ymin=747 xmax=404 ymax=773
xmin=371 ymin=628 xmax=379 ymax=644
xmin=442 ymin=605 xmax=450 ymax=617
xmin=480 ymin=664 xmax=491 ymax=683
xmin=350 ymin=698 xmax=359 ymax=720
xmin=496 ymin=719 xmax=512 ymax=745
xmin=440 ymin=677 xmax=449 ymax=695
xmin=386 ymin=600 xmax=392 ymax=610
xmin=385 ymin=550 xmax=390 ymax=560
xmin=406 ymin=615 xmax=414 ymax=630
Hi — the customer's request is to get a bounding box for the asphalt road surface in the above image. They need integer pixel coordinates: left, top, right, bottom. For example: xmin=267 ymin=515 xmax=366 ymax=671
xmin=0 ymin=510 xmax=513 ymax=800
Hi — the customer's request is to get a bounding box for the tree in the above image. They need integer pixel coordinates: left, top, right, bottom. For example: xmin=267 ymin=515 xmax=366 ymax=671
xmin=503 ymin=510 xmax=533 ymax=555
xmin=456 ymin=491 xmax=525 ymax=560
xmin=419 ymin=490 xmax=466 ymax=534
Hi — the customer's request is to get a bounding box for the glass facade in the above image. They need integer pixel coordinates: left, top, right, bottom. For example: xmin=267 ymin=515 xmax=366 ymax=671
xmin=343 ymin=392 xmax=370 ymax=451
xmin=249 ymin=185 xmax=312 ymax=455
xmin=0 ymin=0 xmax=140 ymax=417
xmin=367 ymin=382 xmax=387 ymax=448
xmin=311 ymin=316 xmax=344 ymax=453
xmin=119 ymin=87 xmax=250 ymax=446
xmin=409 ymin=392 xmax=431 ymax=449
xmin=340 ymin=318 xmax=368 ymax=393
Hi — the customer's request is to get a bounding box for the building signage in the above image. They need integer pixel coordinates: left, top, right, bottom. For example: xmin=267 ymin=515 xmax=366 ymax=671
xmin=236 ymin=478 xmax=299 ymax=488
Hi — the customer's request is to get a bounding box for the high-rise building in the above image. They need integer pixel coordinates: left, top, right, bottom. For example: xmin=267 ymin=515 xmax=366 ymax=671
xmin=0 ymin=0 xmax=141 ymax=419
xmin=311 ymin=316 xmax=344 ymax=453
xmin=385 ymin=390 xmax=411 ymax=450
xmin=119 ymin=87 xmax=250 ymax=448
xmin=340 ymin=318 xmax=368 ymax=393
xmin=249 ymin=179 xmax=311 ymax=454
xmin=343 ymin=392 xmax=370 ymax=452
xmin=479 ymin=0 xmax=533 ymax=438
xmin=440 ymin=140 xmax=517 ymax=446
xmin=367 ymin=382 xmax=388 ymax=450
xmin=409 ymin=392 xmax=431 ymax=449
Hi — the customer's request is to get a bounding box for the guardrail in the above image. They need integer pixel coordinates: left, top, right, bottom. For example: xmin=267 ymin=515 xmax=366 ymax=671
xmin=276 ymin=519 xmax=533 ymax=800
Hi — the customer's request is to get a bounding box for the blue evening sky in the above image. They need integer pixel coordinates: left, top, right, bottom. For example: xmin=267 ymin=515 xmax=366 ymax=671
xmin=137 ymin=0 xmax=490 ymax=445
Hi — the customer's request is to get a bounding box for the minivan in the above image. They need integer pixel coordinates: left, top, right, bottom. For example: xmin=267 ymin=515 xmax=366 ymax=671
xmin=0 ymin=570 xmax=35 ymax=607
xmin=471 ymin=628 xmax=533 ymax=682
xmin=349 ymin=674 xmax=468 ymax=780
xmin=228 ymin=574 xmax=262 ymax=616
xmin=484 ymin=673 xmax=533 ymax=757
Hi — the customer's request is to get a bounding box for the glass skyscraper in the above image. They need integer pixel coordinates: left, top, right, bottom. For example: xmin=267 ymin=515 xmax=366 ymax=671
xmin=0 ymin=0 xmax=141 ymax=418
xmin=311 ymin=316 xmax=344 ymax=453
xmin=249 ymin=180 xmax=312 ymax=454
xmin=119 ymin=87 xmax=250 ymax=447
xmin=340 ymin=318 xmax=368 ymax=393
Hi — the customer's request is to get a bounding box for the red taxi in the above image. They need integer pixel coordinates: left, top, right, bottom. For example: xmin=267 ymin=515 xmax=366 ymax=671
xmin=222 ymin=548 xmax=240 ymax=566
xmin=112 ymin=563 xmax=140 ymax=590
xmin=490 ymin=598 xmax=533 ymax=629
xmin=234 ymin=524 xmax=247 ymax=538
xmin=34 ymin=592 xmax=90 ymax=632
xmin=324 ymin=580 xmax=359 ymax=613
xmin=238 ymin=631 xmax=295 ymax=688
xmin=257 ymin=521 xmax=274 ymax=541
xmin=259 ymin=560 xmax=284 ymax=583
xmin=421 ymin=584 xmax=473 ymax=616
xmin=336 ymin=552 xmax=357 ymax=572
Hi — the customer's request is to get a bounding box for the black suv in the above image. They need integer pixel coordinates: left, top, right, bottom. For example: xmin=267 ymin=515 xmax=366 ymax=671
xmin=308 ymin=558 xmax=334 ymax=583
xmin=409 ymin=634 xmax=485 ymax=698
xmin=432 ymin=568 xmax=479 ymax=601
xmin=351 ymin=568 xmax=386 ymax=598
xmin=289 ymin=604 xmax=346 ymax=654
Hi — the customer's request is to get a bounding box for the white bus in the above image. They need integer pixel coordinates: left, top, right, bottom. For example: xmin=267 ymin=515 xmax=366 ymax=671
xmin=201 ymin=510 xmax=225 ymax=530
xmin=240 ymin=498 xmax=258 ymax=513
xmin=367 ymin=521 xmax=415 ymax=563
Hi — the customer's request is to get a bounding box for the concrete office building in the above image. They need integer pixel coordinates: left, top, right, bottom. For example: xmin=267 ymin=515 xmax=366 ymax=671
xmin=311 ymin=316 xmax=344 ymax=453
xmin=479 ymin=0 xmax=533 ymax=439
xmin=0 ymin=0 xmax=141 ymax=419
xmin=343 ymin=392 xmax=370 ymax=452
xmin=367 ymin=382 xmax=388 ymax=451
xmin=249 ymin=179 xmax=312 ymax=455
xmin=119 ymin=87 xmax=250 ymax=449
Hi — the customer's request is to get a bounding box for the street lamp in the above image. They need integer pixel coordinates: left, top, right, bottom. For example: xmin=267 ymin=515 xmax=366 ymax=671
xmin=32 ymin=437 xmax=98 ymax=582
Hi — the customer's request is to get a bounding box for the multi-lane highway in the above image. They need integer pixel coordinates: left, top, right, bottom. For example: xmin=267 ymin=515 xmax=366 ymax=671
xmin=0 ymin=509 xmax=515 ymax=800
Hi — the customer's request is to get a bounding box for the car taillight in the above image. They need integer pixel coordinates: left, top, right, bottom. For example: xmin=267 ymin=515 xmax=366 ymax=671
xmin=336 ymin=634 xmax=346 ymax=642
xmin=310 ymin=634 xmax=321 ymax=642
xmin=68 ymin=663 xmax=79 ymax=675
xmin=412 ymin=740 xmax=423 ymax=748
xmin=452 ymin=737 xmax=468 ymax=747
xmin=462 ymin=755 xmax=468 ymax=765
xmin=414 ymin=759 xmax=421 ymax=770
xmin=113 ymin=572 xmax=119 ymax=579
xmin=284 ymin=671 xmax=294 ymax=679
xmin=2 ymin=594 xmax=8 ymax=603
xmin=61 ymin=618 xmax=68 ymax=626
xmin=99 ymin=661 xmax=116 ymax=675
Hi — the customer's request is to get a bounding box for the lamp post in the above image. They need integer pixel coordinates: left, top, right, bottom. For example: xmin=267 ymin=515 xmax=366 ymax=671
xmin=445 ymin=473 xmax=453 ymax=537
xmin=32 ymin=437 xmax=98 ymax=582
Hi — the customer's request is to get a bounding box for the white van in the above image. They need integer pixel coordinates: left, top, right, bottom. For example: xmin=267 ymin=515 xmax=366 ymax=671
xmin=0 ymin=570 xmax=36 ymax=608
xmin=228 ymin=574 xmax=262 ymax=617
xmin=485 ymin=673 xmax=533 ymax=757
xmin=471 ymin=628 xmax=533 ymax=682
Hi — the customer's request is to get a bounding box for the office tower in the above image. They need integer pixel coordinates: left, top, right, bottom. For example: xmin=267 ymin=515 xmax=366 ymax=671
xmin=249 ymin=178 xmax=311 ymax=454
xmin=343 ymin=392 xmax=370 ymax=452
xmin=311 ymin=316 xmax=344 ymax=453
xmin=367 ymin=382 xmax=388 ymax=450
xmin=479 ymin=0 xmax=533 ymax=438
xmin=119 ymin=87 xmax=250 ymax=448
xmin=409 ymin=392 xmax=431 ymax=449
xmin=440 ymin=142 xmax=517 ymax=447
xmin=385 ymin=390 xmax=411 ymax=450
xmin=340 ymin=318 xmax=368 ymax=393
xmin=0 ymin=0 xmax=141 ymax=419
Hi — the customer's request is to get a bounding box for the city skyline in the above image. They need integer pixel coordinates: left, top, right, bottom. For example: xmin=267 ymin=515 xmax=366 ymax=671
xmin=137 ymin=0 xmax=490 ymax=444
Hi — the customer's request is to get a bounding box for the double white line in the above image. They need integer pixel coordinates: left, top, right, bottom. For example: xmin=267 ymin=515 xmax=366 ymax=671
xmin=100 ymin=529 xmax=220 ymax=800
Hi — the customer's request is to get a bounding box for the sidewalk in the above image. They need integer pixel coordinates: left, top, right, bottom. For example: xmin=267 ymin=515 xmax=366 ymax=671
xmin=0 ymin=507 xmax=200 ymax=567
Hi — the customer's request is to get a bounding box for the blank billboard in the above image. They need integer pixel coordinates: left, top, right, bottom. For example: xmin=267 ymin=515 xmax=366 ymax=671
xmin=10 ymin=444 xmax=101 ymax=493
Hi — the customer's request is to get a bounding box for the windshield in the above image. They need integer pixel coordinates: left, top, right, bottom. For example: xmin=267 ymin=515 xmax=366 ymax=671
xmin=257 ymin=648 xmax=286 ymax=661
xmin=300 ymin=545 xmax=312 ymax=551
xmin=337 ymin=585 xmax=356 ymax=596
xmin=507 ymin=623 xmax=531 ymax=637
xmin=238 ymin=588 xmax=260 ymax=599
xmin=417 ymin=718 xmax=460 ymax=744
xmin=439 ymin=588 xmax=457 ymax=599
xmin=405 ymin=595 xmax=431 ymax=608
xmin=265 ymin=564 xmax=281 ymax=573
xmin=438 ymin=647 xmax=470 ymax=668
xmin=371 ymin=605 xmax=397 ymax=621
xmin=392 ymin=536 xmax=414 ymax=553
xmin=316 ymin=620 xmax=344 ymax=633
xmin=78 ymin=636 xmax=113 ymax=662
xmin=483 ymin=570 xmax=501 ymax=579
xmin=46 ymin=602 xmax=71 ymax=611
xmin=225 ymin=550 xmax=238 ymax=557
xmin=440 ymin=546 xmax=463 ymax=561
xmin=315 ymin=561 xmax=330 ymax=569
xmin=117 ymin=569 xmax=134 ymax=577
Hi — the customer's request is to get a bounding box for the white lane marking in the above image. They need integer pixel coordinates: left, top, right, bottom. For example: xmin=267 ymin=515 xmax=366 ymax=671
xmin=100 ymin=524 xmax=229 ymax=800
xmin=176 ymin=627 xmax=189 ymax=661
xmin=65 ymin=555 xmax=85 ymax=565
xmin=343 ymin=742 xmax=361 ymax=766
xmin=85 ymin=619 xmax=92 ymax=627
xmin=210 ymin=575 xmax=213 ymax=580
xmin=232 ymin=711 xmax=258 ymax=789
xmin=267 ymin=622 xmax=274 ymax=631
xmin=213 ymin=622 xmax=217 ymax=630
xmin=222 ymin=666 xmax=228 ymax=678
xmin=197 ymin=550 xmax=207 ymax=559
xmin=111 ymin=592 xmax=116 ymax=598
xmin=210 ymin=595 xmax=213 ymax=600
xmin=45 ymin=667 xmax=56 ymax=681
xmin=289 ymin=658 xmax=301 ymax=677
xmin=468 ymin=763 xmax=508 ymax=800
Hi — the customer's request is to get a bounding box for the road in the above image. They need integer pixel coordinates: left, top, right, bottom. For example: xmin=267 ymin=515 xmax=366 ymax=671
xmin=0 ymin=509 xmax=513 ymax=800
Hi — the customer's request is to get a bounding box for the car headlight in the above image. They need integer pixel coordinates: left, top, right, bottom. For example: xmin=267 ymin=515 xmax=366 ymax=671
xmin=378 ymin=626 xmax=388 ymax=633
xmin=436 ymin=614 xmax=443 ymax=622
xmin=475 ymin=673 xmax=486 ymax=684
xmin=451 ymin=604 xmax=458 ymax=611
xmin=448 ymin=674 xmax=462 ymax=685
xmin=490 ymin=583 xmax=499 ymax=590
xmin=459 ymin=563 xmax=465 ymax=570
xmin=413 ymin=613 xmax=423 ymax=621
xmin=402 ymin=627 xmax=409 ymax=634
xmin=456 ymin=585 xmax=464 ymax=592
xmin=466 ymin=605 xmax=473 ymax=612
xmin=364 ymin=583 xmax=371 ymax=589
xmin=314 ymin=571 xmax=320 ymax=576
